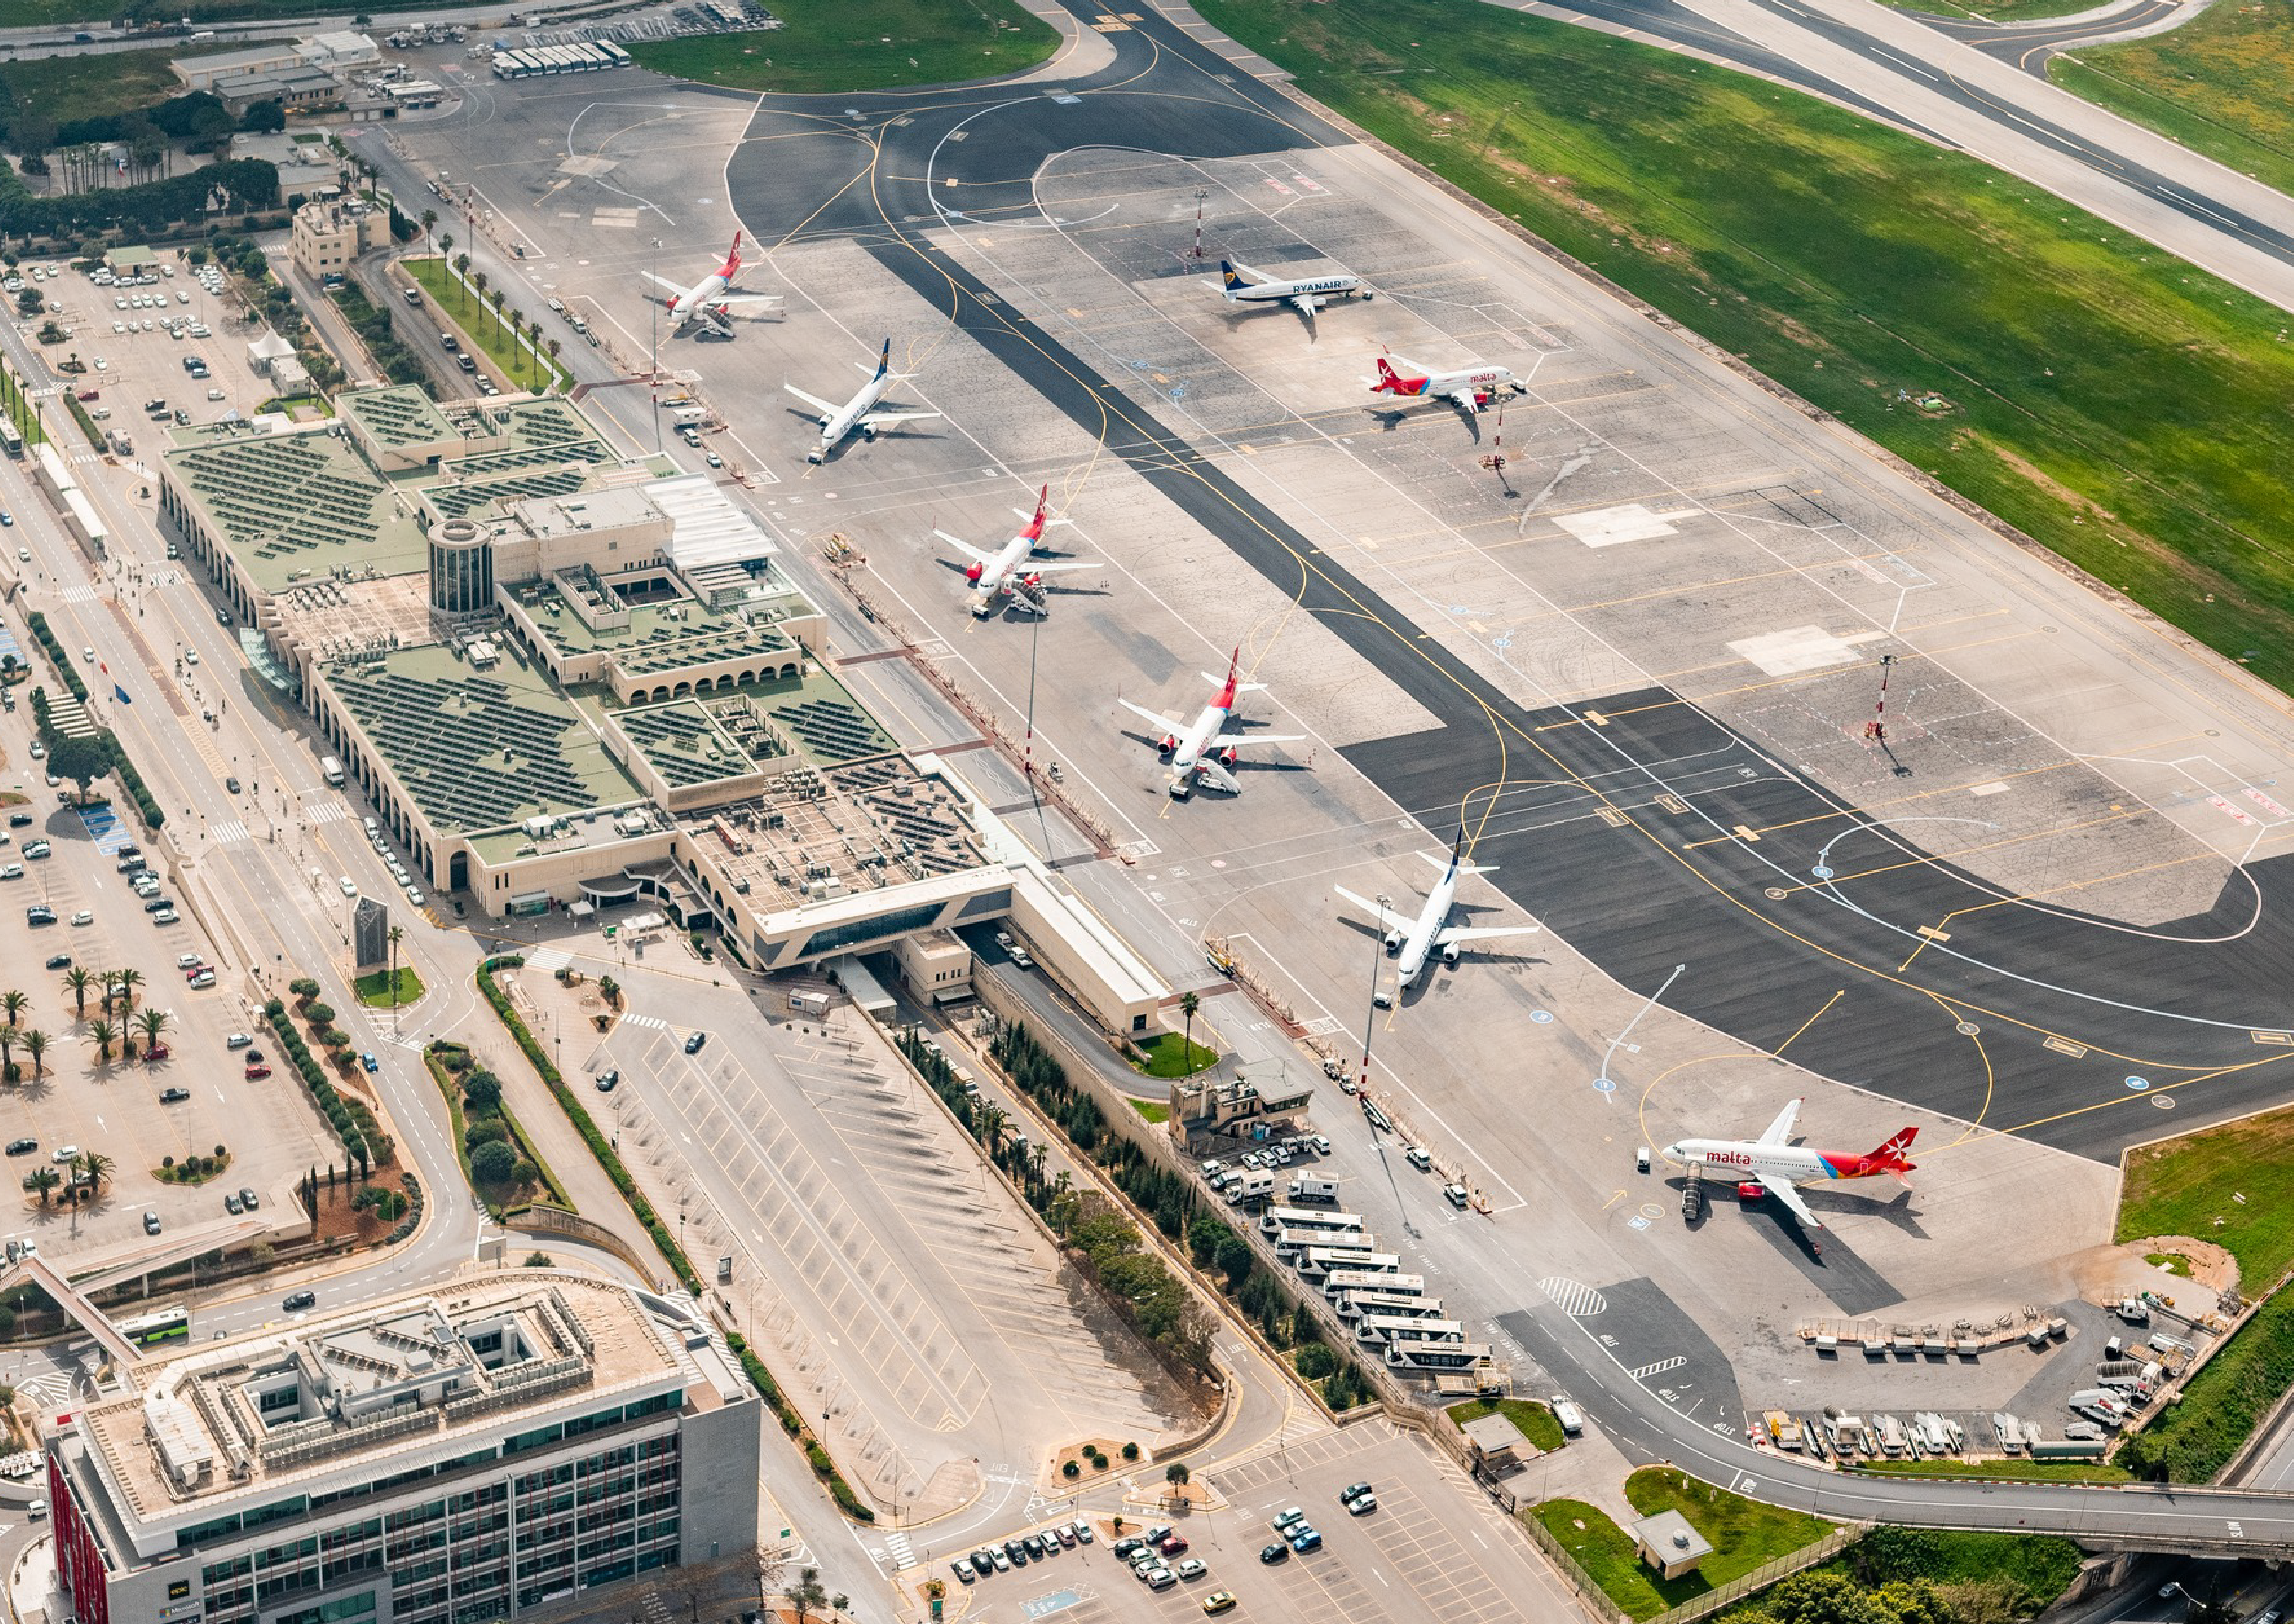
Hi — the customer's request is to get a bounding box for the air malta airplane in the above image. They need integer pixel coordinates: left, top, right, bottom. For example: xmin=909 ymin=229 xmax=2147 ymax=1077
xmin=934 ymin=485 xmax=1100 ymax=618
xmin=1119 ymin=649 xmax=1304 ymax=798
xmin=1336 ymin=833 xmax=1539 ymax=1007
xmin=1367 ymin=353 xmax=1526 ymax=423
xmin=1663 ymin=1099 xmax=1917 ymax=1230
xmin=786 ymin=339 xmax=941 ymax=464
xmin=1215 ymin=259 xmax=1370 ymax=327
xmin=642 ymin=232 xmax=782 ymax=335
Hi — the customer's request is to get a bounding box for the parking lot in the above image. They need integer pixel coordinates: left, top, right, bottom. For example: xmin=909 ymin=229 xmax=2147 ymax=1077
xmin=0 ymin=684 xmax=332 ymax=1261
xmin=36 ymin=253 xmax=267 ymax=450
xmin=943 ymin=1421 xmax=1567 ymax=1624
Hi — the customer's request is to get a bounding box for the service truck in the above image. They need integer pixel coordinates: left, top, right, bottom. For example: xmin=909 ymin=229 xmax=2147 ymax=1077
xmin=1287 ymin=1174 xmax=1340 ymax=1205
xmin=321 ymin=755 xmax=345 ymax=787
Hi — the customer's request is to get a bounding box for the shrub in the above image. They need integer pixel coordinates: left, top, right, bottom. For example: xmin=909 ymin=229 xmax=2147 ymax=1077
xmin=1294 ymin=1341 xmax=1337 ymax=1380
xmin=464 ymin=1120 xmax=507 ymax=1149
xmin=1062 ymin=1460 xmax=1080 ymax=1479
xmin=1121 ymin=1441 xmax=1140 ymax=1462
xmin=470 ymin=1141 xmax=517 ymax=1185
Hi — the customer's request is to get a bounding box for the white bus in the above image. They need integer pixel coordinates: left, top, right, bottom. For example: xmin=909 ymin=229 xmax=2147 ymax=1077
xmin=1335 ymin=1290 xmax=1446 ymax=1324
xmin=1386 ymin=1340 xmax=1492 ymax=1372
xmin=1273 ymin=1228 xmax=1374 ymax=1262
xmin=1299 ymin=1247 xmax=1398 ymax=1282
xmin=1324 ymin=1269 xmax=1423 ymax=1301
xmin=597 ymin=39 xmax=630 ymax=65
xmin=1357 ymin=1315 xmax=1466 ymax=1348
xmin=1258 ymin=1207 xmax=1365 ymax=1239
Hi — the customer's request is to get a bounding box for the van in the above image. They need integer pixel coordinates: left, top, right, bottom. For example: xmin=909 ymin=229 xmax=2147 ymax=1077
xmin=1550 ymin=1394 xmax=1586 ymax=1436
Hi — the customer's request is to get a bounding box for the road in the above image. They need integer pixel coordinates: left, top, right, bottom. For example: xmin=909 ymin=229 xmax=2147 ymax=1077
xmin=1907 ymin=0 xmax=2186 ymax=75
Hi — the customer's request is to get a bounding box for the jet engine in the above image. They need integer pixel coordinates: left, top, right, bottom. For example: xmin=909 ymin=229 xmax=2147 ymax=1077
xmin=964 ymin=562 xmax=985 ymax=585
xmin=1157 ymin=736 xmax=1178 ymax=756
xmin=1382 ymin=932 xmax=1403 ymax=957
xmin=1440 ymin=942 xmax=1462 ymax=966
xmin=1736 ymin=1181 xmax=1768 ymax=1202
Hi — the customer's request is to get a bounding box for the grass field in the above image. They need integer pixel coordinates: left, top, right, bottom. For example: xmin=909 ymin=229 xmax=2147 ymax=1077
xmin=1534 ymin=1469 xmax=1832 ymax=1618
xmin=353 ymin=966 xmax=425 ymax=1008
xmin=1875 ymin=0 xmax=2101 ymax=19
xmin=404 ymin=256 xmax=566 ymax=393
xmin=1849 ymin=1457 xmax=2132 ymax=1483
xmin=2118 ymin=1104 xmax=2294 ymax=1284
xmin=1196 ymin=0 xmax=2294 ymax=698
xmin=1448 ymin=1395 xmax=1566 ymax=1452
xmin=0 ymin=44 xmax=203 ymax=126
xmin=628 ymin=0 xmax=1058 ymax=94
xmin=1132 ymin=1032 xmax=1218 ymax=1078
xmin=2052 ymin=1 xmax=2294 ymax=203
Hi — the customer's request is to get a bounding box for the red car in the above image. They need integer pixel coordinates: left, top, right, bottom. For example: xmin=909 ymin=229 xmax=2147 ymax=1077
xmin=143 ymin=1043 xmax=170 ymax=1063
xmin=244 ymin=1063 xmax=271 ymax=1080
xmin=183 ymin=962 xmax=211 ymax=980
xmin=1157 ymin=1535 xmax=1188 ymax=1557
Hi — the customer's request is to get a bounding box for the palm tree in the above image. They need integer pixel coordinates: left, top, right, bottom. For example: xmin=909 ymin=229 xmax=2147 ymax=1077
xmin=0 ymin=988 xmax=25 ymax=1027
xmin=0 ymin=1026 xmax=14 ymax=1073
xmin=420 ymin=206 xmax=437 ymax=253
xmin=439 ymin=228 xmax=454 ymax=266
xmin=1178 ymin=990 xmax=1201 ymax=1079
xmin=112 ymin=967 xmax=141 ymax=1014
xmin=453 ymin=251 xmax=471 ymax=308
xmin=489 ymin=286 xmax=506 ymax=344
xmin=74 ymin=1149 xmax=111 ymax=1197
xmin=135 ymin=1007 xmax=170 ymax=1056
xmin=387 ymin=925 xmax=404 ymax=1015
xmin=61 ymin=966 xmax=89 ymax=1017
xmin=86 ymin=1017 xmax=115 ymax=1064
xmin=22 ymin=1029 xmax=47 ymax=1079
xmin=26 ymin=1166 xmax=56 ymax=1205
xmin=976 ymin=1103 xmax=1009 ymax=1159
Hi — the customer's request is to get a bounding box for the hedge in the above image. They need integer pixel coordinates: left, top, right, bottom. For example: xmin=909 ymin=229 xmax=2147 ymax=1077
xmin=725 ymin=1329 xmax=873 ymax=1523
xmin=24 ymin=612 xmax=88 ymax=701
xmin=476 ymin=957 xmax=697 ymax=1293
xmin=23 ymin=629 xmax=163 ymax=829
xmin=263 ymin=998 xmax=368 ymax=1169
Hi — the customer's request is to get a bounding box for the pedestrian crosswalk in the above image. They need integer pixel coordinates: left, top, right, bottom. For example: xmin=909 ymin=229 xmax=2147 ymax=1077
xmin=305 ymin=799 xmax=350 ymax=825
xmin=879 ymin=1529 xmax=915 ymax=1571
xmin=526 ymin=946 xmax=572 ymax=973
xmin=15 ymin=1370 xmax=72 ymax=1408
xmin=621 ymin=1012 xmax=667 ymax=1031
xmin=207 ymin=820 xmax=248 ymax=844
xmin=57 ymin=584 xmax=98 ymax=603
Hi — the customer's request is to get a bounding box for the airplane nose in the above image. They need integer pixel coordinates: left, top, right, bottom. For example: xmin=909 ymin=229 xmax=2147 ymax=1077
xmin=1660 ymin=1144 xmax=1681 ymax=1162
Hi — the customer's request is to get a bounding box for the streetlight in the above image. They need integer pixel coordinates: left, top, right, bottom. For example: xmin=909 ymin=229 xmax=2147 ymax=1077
xmin=1356 ymin=894 xmax=1388 ymax=1098
xmin=648 ymin=237 xmax=663 ymax=453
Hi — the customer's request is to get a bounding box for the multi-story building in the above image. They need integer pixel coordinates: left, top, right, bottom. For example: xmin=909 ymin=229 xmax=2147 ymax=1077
xmin=290 ymin=197 xmax=389 ymax=282
xmin=45 ymin=1275 xmax=759 ymax=1624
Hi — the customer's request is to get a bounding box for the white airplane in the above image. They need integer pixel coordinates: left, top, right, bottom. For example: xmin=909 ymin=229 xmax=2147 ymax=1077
xmin=641 ymin=231 xmax=782 ymax=335
xmin=1335 ymin=834 xmax=1540 ymax=1006
xmin=786 ymin=339 xmax=941 ymax=464
xmin=1661 ymin=1099 xmax=1918 ymax=1231
xmin=1215 ymin=258 xmax=1370 ymax=323
xmin=934 ymin=485 xmax=1099 ymax=618
xmin=1119 ymin=648 xmax=1305 ymax=798
xmin=1366 ymin=353 xmax=1526 ymax=418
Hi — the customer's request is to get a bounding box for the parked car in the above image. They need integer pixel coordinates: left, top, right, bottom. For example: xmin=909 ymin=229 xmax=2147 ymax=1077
xmin=142 ymin=1211 xmax=161 ymax=1235
xmin=595 ymin=1069 xmax=620 ymax=1092
xmin=226 ymin=1032 xmax=253 ymax=1049
xmin=5 ymin=1138 xmax=36 ymax=1156
xmin=244 ymin=1063 xmax=271 ymax=1079
xmin=159 ymin=1086 xmax=189 ymax=1103
xmin=684 ymin=1031 xmax=706 ymax=1054
xmin=42 ymin=953 xmax=70 ymax=970
xmin=145 ymin=1045 xmax=172 ymax=1065
xmin=1258 ymin=1543 xmax=1290 ymax=1565
xmin=239 ymin=1187 xmax=258 ymax=1211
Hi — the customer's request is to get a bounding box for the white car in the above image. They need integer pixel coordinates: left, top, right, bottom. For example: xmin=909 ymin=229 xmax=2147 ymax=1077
xmin=339 ymin=876 xmax=357 ymax=897
xmin=176 ymin=953 xmax=201 ymax=969
xmin=406 ymin=889 xmax=425 ymax=907
xmin=226 ymin=1032 xmax=253 ymax=1049
xmin=51 ymin=1144 xmax=78 ymax=1162
xmin=185 ymin=650 xmax=198 ymax=666
xmin=70 ymin=910 xmax=92 ymax=926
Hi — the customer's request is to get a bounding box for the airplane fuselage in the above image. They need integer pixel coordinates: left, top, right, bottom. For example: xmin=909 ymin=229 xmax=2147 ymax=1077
xmin=666 ymin=269 xmax=731 ymax=329
xmin=1235 ymin=275 xmax=1359 ymax=305
xmin=811 ymin=373 xmax=892 ymax=463
xmin=1662 ymin=1141 xmax=1837 ymax=1189
xmin=1165 ymin=699 xmax=1232 ymax=773
xmin=1391 ymin=871 xmax=1460 ymax=987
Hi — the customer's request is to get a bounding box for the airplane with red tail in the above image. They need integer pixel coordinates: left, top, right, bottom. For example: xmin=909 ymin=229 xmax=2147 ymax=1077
xmin=934 ymin=485 xmax=1099 ymax=618
xmin=1662 ymin=1099 xmax=1916 ymax=1230
xmin=643 ymin=231 xmax=783 ymax=335
xmin=1366 ymin=352 xmax=1525 ymax=422
xmin=1118 ymin=648 xmax=1305 ymax=798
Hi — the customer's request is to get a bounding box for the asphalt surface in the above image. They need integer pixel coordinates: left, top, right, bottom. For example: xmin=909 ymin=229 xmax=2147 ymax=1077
xmin=1908 ymin=0 xmax=2185 ymax=74
xmin=718 ymin=3 xmax=2294 ymax=1167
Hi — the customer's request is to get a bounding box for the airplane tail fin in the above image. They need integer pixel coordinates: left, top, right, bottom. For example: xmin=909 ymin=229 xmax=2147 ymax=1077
xmin=1022 ymin=484 xmax=1050 ymax=542
xmin=1212 ymin=646 xmax=1243 ymax=709
xmin=1218 ymin=259 xmax=1252 ymax=298
xmin=1866 ymin=1126 xmax=1919 ymax=1182
xmin=1366 ymin=355 xmax=1423 ymax=397
xmin=719 ymin=230 xmax=743 ymax=281
xmin=875 ymin=338 xmax=892 ymax=380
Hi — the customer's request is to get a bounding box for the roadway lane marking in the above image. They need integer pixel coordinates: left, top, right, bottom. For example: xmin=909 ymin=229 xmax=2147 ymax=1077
xmin=1870 ymin=46 xmax=1939 ymax=82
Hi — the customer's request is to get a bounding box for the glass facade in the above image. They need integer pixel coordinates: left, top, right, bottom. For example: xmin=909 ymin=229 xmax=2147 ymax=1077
xmin=428 ymin=534 xmax=493 ymax=616
xmin=196 ymin=1428 xmax=681 ymax=1624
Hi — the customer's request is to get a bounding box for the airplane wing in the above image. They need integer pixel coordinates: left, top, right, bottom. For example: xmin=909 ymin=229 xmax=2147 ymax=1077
xmin=1433 ymin=923 xmax=1540 ymax=947
xmin=1025 ymin=559 xmax=1100 ymax=574
xmin=1766 ymin=1178 xmax=1823 ymax=1231
xmin=931 ymin=529 xmax=999 ymax=567
xmin=1287 ymin=292 xmax=1321 ymax=318
xmin=1757 ymin=1097 xmax=1803 ymax=1148
xmin=1117 ymin=699 xmax=1187 ymax=736
xmin=784 ymin=382 xmax=841 ymax=415
xmin=641 ymin=272 xmax=687 ymax=296
xmin=1436 ymin=383 xmax=1484 ymax=412
xmin=859 ymin=410 xmax=941 ymax=429
xmin=1334 ymin=886 xmax=1417 ymax=937
xmin=717 ymin=292 xmax=782 ymax=309
xmin=1208 ymin=731 xmax=1305 ymax=751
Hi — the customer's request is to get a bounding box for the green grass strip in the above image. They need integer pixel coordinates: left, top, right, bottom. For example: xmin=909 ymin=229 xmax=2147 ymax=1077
xmin=627 ymin=0 xmax=1057 ymax=94
xmin=1196 ymin=0 xmax=2294 ymax=699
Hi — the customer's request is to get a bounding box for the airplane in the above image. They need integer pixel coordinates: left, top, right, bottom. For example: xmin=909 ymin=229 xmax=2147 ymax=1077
xmin=934 ymin=485 xmax=1099 ymax=618
xmin=641 ymin=231 xmax=782 ymax=336
xmin=1214 ymin=258 xmax=1370 ymax=325
xmin=785 ymin=339 xmax=941 ymax=464
xmin=1366 ymin=353 xmax=1526 ymax=420
xmin=1118 ymin=648 xmax=1305 ymax=798
xmin=1661 ymin=1099 xmax=1918 ymax=1231
xmin=1335 ymin=833 xmax=1540 ymax=1006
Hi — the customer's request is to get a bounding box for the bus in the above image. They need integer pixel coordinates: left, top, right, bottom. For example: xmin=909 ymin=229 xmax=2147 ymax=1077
xmin=1324 ymin=1269 xmax=1423 ymax=1301
xmin=1257 ymin=1206 xmax=1365 ymax=1239
xmin=1272 ymin=1227 xmax=1374 ymax=1262
xmin=597 ymin=39 xmax=630 ymax=65
xmin=1385 ymin=1340 xmax=1492 ymax=1372
xmin=0 ymin=419 xmax=22 ymax=459
xmin=1334 ymin=1290 xmax=1446 ymax=1324
xmin=1357 ymin=1315 xmax=1466 ymax=1348
xmin=116 ymin=1304 xmax=190 ymax=1347
xmin=1299 ymin=1246 xmax=1397 ymax=1282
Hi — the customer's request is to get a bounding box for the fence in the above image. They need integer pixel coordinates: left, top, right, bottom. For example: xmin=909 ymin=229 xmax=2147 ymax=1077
xmin=1520 ymin=1516 xmax=1864 ymax=1624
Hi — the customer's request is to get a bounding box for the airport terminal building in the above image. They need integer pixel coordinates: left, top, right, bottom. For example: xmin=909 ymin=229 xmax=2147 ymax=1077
xmin=44 ymin=1276 xmax=759 ymax=1624
xmin=152 ymin=385 xmax=1163 ymax=1031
